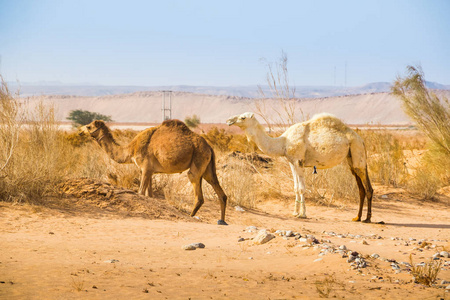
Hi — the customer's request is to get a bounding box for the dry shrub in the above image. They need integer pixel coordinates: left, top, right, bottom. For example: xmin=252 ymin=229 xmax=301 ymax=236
xmin=391 ymin=66 xmax=450 ymax=198
xmin=63 ymin=131 xmax=90 ymax=147
xmin=409 ymin=255 xmax=443 ymax=286
xmin=216 ymin=156 xmax=257 ymax=208
xmin=406 ymin=145 xmax=450 ymax=200
xmin=156 ymin=174 xmax=192 ymax=213
xmin=358 ymin=129 xmax=408 ymax=187
xmin=262 ymin=157 xmax=359 ymax=205
xmin=0 ymin=84 xmax=78 ymax=202
xmin=314 ymin=274 xmax=346 ymax=298
xmin=0 ymin=78 xmax=22 ymax=181
xmin=305 ymin=163 xmax=359 ymax=205
xmin=203 ymin=127 xmax=256 ymax=153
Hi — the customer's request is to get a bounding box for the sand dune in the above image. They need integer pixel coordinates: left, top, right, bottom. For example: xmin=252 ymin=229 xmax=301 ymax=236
xmin=22 ymin=90 xmax=450 ymax=125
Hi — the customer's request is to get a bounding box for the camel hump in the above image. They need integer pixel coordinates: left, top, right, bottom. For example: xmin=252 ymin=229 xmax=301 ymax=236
xmin=161 ymin=119 xmax=192 ymax=132
xmin=308 ymin=113 xmax=348 ymax=131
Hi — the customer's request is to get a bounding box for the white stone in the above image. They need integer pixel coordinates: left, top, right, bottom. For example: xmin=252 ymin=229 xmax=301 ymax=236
xmin=253 ymin=230 xmax=275 ymax=245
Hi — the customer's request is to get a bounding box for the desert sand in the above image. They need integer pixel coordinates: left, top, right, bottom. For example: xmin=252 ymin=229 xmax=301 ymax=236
xmin=1 ymin=182 xmax=449 ymax=299
xmin=23 ymin=91 xmax=442 ymax=125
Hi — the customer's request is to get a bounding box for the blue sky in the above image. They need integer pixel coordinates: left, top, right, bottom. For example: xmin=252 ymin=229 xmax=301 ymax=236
xmin=0 ymin=0 xmax=449 ymax=86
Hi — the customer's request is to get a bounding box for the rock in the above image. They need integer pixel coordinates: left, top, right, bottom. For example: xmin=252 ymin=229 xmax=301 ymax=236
xmin=191 ymin=243 xmax=205 ymax=249
xmin=440 ymin=251 xmax=450 ymax=258
xmin=416 ymin=262 xmax=426 ymax=267
xmin=245 ymin=226 xmax=258 ymax=233
xmin=234 ymin=206 xmax=245 ymax=212
xmin=285 ymin=230 xmax=294 ymax=237
xmin=182 ymin=245 xmax=197 ymax=250
xmin=253 ymin=230 xmax=275 ymax=245
xmin=314 ymin=258 xmax=323 ymax=262
xmin=361 ymin=240 xmax=369 ymax=245
xmin=182 ymin=243 xmax=205 ymax=250
xmin=299 ymin=237 xmax=308 ymax=242
xmin=104 ymin=259 xmax=119 ymax=263
xmin=446 ymin=285 xmax=450 ymax=290
xmin=440 ymin=280 xmax=450 ymax=285
xmin=275 ymin=230 xmax=285 ymax=236
xmin=399 ymin=262 xmax=411 ymax=267
xmin=339 ymin=245 xmax=347 ymax=250
xmin=238 ymin=238 xmax=245 ymax=242
xmin=371 ymin=253 xmax=380 ymax=259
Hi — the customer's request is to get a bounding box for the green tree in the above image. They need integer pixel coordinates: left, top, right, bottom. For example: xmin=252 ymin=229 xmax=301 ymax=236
xmin=184 ymin=114 xmax=201 ymax=128
xmin=67 ymin=109 xmax=113 ymax=127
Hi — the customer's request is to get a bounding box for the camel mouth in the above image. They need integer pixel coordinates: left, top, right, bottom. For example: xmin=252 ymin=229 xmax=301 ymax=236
xmin=226 ymin=117 xmax=237 ymax=126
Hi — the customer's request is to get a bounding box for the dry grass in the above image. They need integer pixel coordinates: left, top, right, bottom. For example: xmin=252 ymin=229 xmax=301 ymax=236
xmin=409 ymin=255 xmax=443 ymax=286
xmin=1 ymin=76 xmax=447 ymax=211
xmin=314 ymin=274 xmax=346 ymax=298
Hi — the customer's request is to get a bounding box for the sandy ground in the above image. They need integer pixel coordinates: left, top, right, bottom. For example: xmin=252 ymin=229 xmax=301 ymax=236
xmin=1 ymin=185 xmax=449 ymax=299
xmin=23 ymin=91 xmax=421 ymax=125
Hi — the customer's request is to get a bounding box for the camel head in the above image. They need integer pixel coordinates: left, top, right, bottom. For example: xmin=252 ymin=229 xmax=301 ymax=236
xmin=226 ymin=112 xmax=256 ymax=129
xmin=78 ymin=120 xmax=107 ymax=139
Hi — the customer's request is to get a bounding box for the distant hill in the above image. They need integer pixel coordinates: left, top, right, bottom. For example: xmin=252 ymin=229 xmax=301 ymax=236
xmin=20 ymin=90 xmax=450 ymax=126
xmin=10 ymin=81 xmax=450 ymax=98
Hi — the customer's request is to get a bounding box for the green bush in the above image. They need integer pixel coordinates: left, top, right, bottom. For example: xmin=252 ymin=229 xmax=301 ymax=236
xmin=67 ymin=109 xmax=113 ymax=127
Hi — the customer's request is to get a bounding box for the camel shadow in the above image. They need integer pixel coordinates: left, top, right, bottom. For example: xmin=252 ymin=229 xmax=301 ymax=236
xmin=241 ymin=207 xmax=291 ymax=221
xmin=383 ymin=222 xmax=450 ymax=229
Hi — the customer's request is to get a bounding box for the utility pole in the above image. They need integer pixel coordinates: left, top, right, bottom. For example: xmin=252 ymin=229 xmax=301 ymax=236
xmin=161 ymin=90 xmax=172 ymax=121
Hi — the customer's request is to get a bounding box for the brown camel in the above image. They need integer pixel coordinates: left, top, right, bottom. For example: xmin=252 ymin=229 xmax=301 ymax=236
xmin=79 ymin=119 xmax=228 ymax=225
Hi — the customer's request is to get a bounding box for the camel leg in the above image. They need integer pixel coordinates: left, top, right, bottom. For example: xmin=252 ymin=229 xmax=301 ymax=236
xmin=350 ymin=168 xmax=366 ymax=222
xmin=289 ymin=162 xmax=306 ymax=218
xmin=187 ymin=156 xmax=208 ymax=218
xmin=359 ymin=167 xmax=373 ymax=223
xmin=138 ymin=168 xmax=153 ymax=197
xmin=203 ymin=160 xmax=228 ymax=225
xmin=188 ymin=172 xmax=204 ymax=217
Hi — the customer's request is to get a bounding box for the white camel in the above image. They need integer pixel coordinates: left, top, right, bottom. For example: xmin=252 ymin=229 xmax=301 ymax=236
xmin=226 ymin=112 xmax=373 ymax=222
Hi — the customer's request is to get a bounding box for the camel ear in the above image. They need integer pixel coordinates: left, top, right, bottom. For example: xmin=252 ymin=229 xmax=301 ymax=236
xmin=242 ymin=112 xmax=254 ymax=119
xmin=94 ymin=120 xmax=104 ymax=128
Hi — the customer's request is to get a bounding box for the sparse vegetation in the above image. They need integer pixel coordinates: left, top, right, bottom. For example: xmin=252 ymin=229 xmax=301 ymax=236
xmin=256 ymin=50 xmax=304 ymax=131
xmin=67 ymin=109 xmax=112 ymax=127
xmin=184 ymin=114 xmax=201 ymax=128
xmin=392 ymin=65 xmax=450 ymax=198
xmin=409 ymin=254 xmax=443 ymax=286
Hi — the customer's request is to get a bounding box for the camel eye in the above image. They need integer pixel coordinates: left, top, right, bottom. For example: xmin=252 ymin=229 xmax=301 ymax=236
xmin=240 ymin=117 xmax=246 ymax=120
xmin=87 ymin=126 xmax=91 ymax=130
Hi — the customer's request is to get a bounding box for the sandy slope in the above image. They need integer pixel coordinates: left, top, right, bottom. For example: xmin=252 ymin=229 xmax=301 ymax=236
xmin=1 ymin=184 xmax=449 ymax=299
xmin=22 ymin=91 xmax=450 ymax=125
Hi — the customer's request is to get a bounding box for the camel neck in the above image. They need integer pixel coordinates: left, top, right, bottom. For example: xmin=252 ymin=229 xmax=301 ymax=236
xmin=96 ymin=128 xmax=132 ymax=164
xmin=245 ymin=123 xmax=285 ymax=156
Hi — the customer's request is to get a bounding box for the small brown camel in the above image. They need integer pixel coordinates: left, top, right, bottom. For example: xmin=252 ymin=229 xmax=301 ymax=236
xmin=79 ymin=119 xmax=228 ymax=225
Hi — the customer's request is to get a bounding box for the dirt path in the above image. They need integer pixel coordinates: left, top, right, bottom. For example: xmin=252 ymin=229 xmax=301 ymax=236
xmin=1 ymin=186 xmax=449 ymax=299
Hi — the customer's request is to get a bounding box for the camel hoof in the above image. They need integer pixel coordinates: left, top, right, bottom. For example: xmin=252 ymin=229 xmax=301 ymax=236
xmin=352 ymin=217 xmax=361 ymax=222
xmin=362 ymin=219 xmax=371 ymax=223
xmin=217 ymin=220 xmax=228 ymax=226
xmin=296 ymin=214 xmax=307 ymax=219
